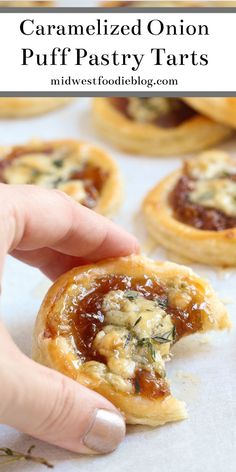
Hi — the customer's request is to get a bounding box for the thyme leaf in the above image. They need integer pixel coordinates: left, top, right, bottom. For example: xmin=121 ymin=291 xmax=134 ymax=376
xmin=156 ymin=296 xmax=168 ymax=310
xmin=0 ymin=446 xmax=54 ymax=469
xmin=124 ymin=332 xmax=132 ymax=348
xmin=134 ymin=378 xmax=140 ymax=394
xmin=133 ymin=316 xmax=142 ymax=327
xmin=124 ymin=290 xmax=139 ymax=300
xmin=53 ymin=159 xmax=63 ymax=168
xmin=152 ymin=327 xmax=176 ymax=344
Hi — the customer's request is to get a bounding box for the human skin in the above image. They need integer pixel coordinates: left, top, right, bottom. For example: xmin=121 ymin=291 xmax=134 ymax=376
xmin=0 ymin=184 xmax=139 ymax=454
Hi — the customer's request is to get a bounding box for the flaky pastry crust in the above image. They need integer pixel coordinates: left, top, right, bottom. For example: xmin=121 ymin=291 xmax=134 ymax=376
xmin=183 ymin=98 xmax=236 ymax=129
xmin=0 ymin=139 xmax=122 ymax=216
xmin=143 ymin=151 xmax=236 ymax=266
xmin=0 ymin=98 xmax=73 ymax=118
xmin=33 ymin=255 xmax=230 ymax=426
xmin=93 ymin=98 xmax=232 ymax=156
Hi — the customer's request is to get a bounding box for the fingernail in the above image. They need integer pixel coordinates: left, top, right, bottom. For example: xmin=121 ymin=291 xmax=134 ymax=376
xmin=83 ymin=409 xmax=126 ymax=454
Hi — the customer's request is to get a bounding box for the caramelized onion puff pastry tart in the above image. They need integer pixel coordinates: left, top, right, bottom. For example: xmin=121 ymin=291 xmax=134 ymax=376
xmin=93 ymin=98 xmax=232 ymax=156
xmin=143 ymin=150 xmax=236 ymax=266
xmin=0 ymin=98 xmax=72 ymax=118
xmin=183 ymin=98 xmax=236 ymax=129
xmin=0 ymin=140 xmax=122 ymax=216
xmin=33 ymin=255 xmax=230 ymax=426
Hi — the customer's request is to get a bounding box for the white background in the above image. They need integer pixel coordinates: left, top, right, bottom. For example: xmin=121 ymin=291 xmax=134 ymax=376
xmin=0 ymin=9 xmax=236 ymax=92
xmin=0 ymin=97 xmax=236 ymax=471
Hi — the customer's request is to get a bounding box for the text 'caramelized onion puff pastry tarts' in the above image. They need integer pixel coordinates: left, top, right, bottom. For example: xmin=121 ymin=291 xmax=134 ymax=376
xmin=93 ymin=98 xmax=232 ymax=156
xmin=0 ymin=98 xmax=72 ymax=118
xmin=33 ymin=255 xmax=230 ymax=426
xmin=143 ymin=150 xmax=236 ymax=266
xmin=0 ymin=140 xmax=122 ymax=216
xmin=183 ymin=98 xmax=236 ymax=130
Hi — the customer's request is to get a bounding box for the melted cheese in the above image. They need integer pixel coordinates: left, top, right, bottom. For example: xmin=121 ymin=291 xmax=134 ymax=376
xmin=2 ymin=147 xmax=89 ymax=204
xmin=190 ymin=179 xmax=236 ymax=217
xmin=57 ymin=180 xmax=86 ymax=202
xmin=91 ymin=290 xmax=175 ymax=394
xmin=127 ymin=98 xmax=173 ymax=123
xmin=185 ymin=151 xmax=236 ymax=180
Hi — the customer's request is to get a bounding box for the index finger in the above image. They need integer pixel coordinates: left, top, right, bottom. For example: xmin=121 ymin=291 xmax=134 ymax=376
xmin=4 ymin=184 xmax=139 ymax=261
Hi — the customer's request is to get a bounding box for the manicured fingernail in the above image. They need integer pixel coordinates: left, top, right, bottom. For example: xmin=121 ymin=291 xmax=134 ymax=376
xmin=83 ymin=409 xmax=126 ymax=454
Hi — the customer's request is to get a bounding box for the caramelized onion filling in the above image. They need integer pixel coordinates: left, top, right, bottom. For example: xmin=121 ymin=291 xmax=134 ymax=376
xmin=109 ymin=97 xmax=196 ymax=128
xmin=170 ymin=161 xmax=236 ymax=231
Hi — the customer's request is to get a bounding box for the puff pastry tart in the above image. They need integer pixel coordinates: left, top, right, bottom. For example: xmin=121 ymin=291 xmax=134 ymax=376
xmin=0 ymin=98 xmax=72 ymax=118
xmin=0 ymin=140 xmax=122 ymax=216
xmin=33 ymin=255 xmax=230 ymax=426
xmin=93 ymin=98 xmax=232 ymax=156
xmin=143 ymin=150 xmax=236 ymax=266
xmin=183 ymin=98 xmax=236 ymax=129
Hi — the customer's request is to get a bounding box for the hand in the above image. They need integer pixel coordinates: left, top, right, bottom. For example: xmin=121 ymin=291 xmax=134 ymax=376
xmin=0 ymin=184 xmax=139 ymax=454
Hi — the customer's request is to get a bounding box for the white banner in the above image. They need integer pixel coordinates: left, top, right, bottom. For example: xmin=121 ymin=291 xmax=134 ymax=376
xmin=0 ymin=10 xmax=235 ymax=93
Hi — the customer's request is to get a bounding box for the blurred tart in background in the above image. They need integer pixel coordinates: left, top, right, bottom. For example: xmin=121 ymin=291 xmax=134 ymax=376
xmin=93 ymin=97 xmax=232 ymax=156
xmin=0 ymin=139 xmax=122 ymax=216
xmin=0 ymin=98 xmax=73 ymax=118
xmin=143 ymin=150 xmax=236 ymax=265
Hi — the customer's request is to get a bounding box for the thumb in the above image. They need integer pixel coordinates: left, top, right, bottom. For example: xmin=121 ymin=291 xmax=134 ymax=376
xmin=0 ymin=330 xmax=125 ymax=455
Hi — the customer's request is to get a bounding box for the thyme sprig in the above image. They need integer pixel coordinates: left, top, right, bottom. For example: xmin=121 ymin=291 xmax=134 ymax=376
xmin=0 ymin=446 xmax=54 ymax=468
xmin=137 ymin=327 xmax=176 ymax=362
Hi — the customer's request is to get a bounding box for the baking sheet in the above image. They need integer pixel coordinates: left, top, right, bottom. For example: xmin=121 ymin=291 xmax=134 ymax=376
xmin=1 ymin=97 xmax=236 ymax=472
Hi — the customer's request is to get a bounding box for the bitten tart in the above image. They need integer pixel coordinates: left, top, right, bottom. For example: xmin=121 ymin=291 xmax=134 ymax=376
xmin=93 ymin=98 xmax=232 ymax=156
xmin=0 ymin=140 xmax=122 ymax=216
xmin=33 ymin=255 xmax=230 ymax=426
xmin=183 ymin=98 xmax=236 ymax=129
xmin=143 ymin=150 xmax=236 ymax=266
xmin=0 ymin=98 xmax=72 ymax=118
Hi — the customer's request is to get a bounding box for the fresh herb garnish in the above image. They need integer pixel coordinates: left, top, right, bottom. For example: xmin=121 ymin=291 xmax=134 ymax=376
xmin=156 ymin=296 xmax=168 ymax=310
xmin=53 ymin=177 xmax=64 ymax=187
xmin=124 ymin=317 xmax=142 ymax=347
xmin=53 ymin=159 xmax=63 ymax=168
xmin=133 ymin=316 xmax=142 ymax=327
xmin=0 ymin=446 xmax=54 ymax=468
xmin=152 ymin=327 xmax=176 ymax=344
xmin=124 ymin=290 xmax=139 ymax=300
xmin=137 ymin=338 xmax=159 ymax=362
xmin=197 ymin=191 xmax=214 ymax=202
xmin=124 ymin=332 xmax=132 ymax=348
xmin=134 ymin=378 xmax=141 ymax=394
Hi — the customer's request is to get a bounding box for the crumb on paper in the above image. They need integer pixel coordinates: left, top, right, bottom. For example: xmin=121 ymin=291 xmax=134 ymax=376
xmin=30 ymin=279 xmax=51 ymax=299
xmin=215 ymin=267 xmax=236 ymax=280
xmin=220 ymin=297 xmax=235 ymax=305
xmin=175 ymin=370 xmax=200 ymax=386
xmin=198 ymin=334 xmax=212 ymax=345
